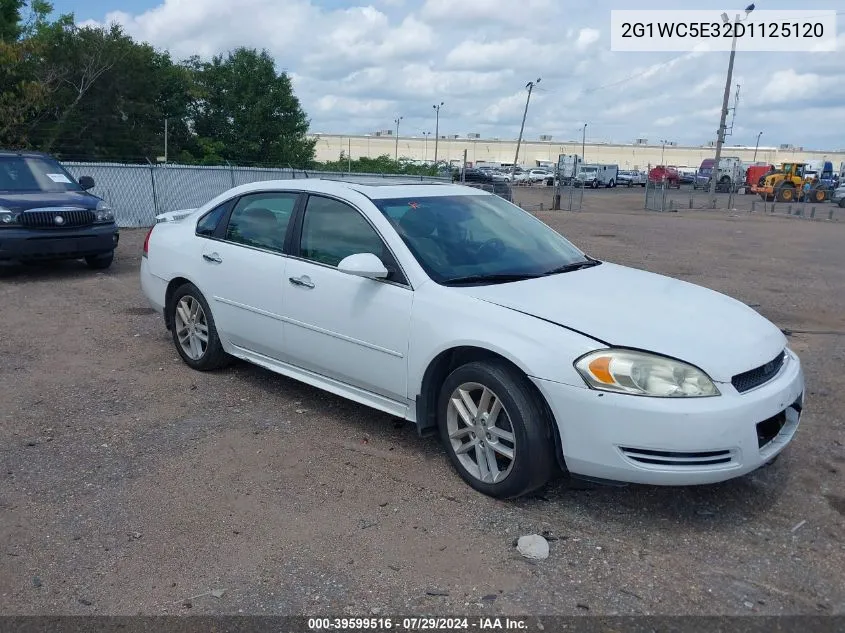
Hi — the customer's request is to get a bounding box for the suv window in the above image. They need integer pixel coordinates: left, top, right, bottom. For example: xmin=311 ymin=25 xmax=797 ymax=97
xmin=225 ymin=192 xmax=297 ymax=252
xmin=299 ymin=195 xmax=405 ymax=284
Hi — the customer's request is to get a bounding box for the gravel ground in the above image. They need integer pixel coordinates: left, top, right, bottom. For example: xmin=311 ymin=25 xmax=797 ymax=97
xmin=1 ymin=188 xmax=843 ymax=617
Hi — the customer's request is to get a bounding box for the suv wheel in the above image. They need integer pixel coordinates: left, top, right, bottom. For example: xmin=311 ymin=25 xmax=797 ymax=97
xmin=85 ymin=251 xmax=113 ymax=269
xmin=437 ymin=360 xmax=556 ymax=499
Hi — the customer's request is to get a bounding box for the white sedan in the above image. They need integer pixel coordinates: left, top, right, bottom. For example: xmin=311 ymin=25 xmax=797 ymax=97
xmin=140 ymin=179 xmax=804 ymax=498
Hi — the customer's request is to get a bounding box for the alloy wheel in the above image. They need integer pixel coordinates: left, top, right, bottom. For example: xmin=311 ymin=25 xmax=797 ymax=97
xmin=174 ymin=295 xmax=209 ymax=360
xmin=446 ymin=382 xmax=516 ymax=484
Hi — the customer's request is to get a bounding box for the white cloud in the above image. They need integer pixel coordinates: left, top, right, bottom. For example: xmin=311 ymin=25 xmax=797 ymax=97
xmin=79 ymin=0 xmax=845 ymax=150
xmin=759 ymin=69 xmax=820 ymax=103
xmin=575 ymin=28 xmax=600 ymax=50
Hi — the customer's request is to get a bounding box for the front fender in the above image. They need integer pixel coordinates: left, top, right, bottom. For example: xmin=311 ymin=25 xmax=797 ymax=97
xmin=406 ymin=288 xmax=602 ymax=400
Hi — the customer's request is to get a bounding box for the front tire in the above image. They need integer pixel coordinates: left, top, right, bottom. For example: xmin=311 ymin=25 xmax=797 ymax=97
xmin=85 ymin=251 xmax=113 ymax=269
xmin=168 ymin=282 xmax=230 ymax=371
xmin=437 ymin=360 xmax=556 ymax=499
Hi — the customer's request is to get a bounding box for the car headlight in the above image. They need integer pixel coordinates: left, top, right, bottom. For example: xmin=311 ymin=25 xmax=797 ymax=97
xmin=0 ymin=207 xmax=21 ymax=226
xmin=574 ymin=349 xmax=720 ymax=397
xmin=95 ymin=200 xmax=114 ymax=223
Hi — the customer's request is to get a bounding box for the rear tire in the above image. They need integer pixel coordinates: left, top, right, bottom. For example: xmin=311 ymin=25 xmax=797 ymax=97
xmin=437 ymin=360 xmax=556 ymax=499
xmin=168 ymin=282 xmax=231 ymax=371
xmin=85 ymin=251 xmax=113 ymax=269
xmin=839 ymin=198 xmax=845 ymax=208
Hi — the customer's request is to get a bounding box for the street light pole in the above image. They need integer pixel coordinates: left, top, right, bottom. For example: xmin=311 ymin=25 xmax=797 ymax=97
xmin=753 ymin=131 xmax=763 ymax=162
xmin=709 ymin=4 xmax=755 ymax=205
xmin=581 ymin=123 xmax=587 ymax=163
xmin=423 ymin=131 xmax=430 ymax=162
xmin=433 ymin=102 xmax=443 ymax=165
xmin=394 ymin=116 xmax=403 ymax=162
xmin=510 ymin=79 xmax=541 ymax=181
xmin=660 ymin=139 xmax=668 ymax=165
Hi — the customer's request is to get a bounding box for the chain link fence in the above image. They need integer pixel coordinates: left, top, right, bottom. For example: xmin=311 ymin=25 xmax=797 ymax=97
xmin=458 ymin=181 xmax=514 ymax=202
xmin=61 ymin=162 xmax=450 ymax=227
xmin=644 ymin=179 xmax=844 ymax=221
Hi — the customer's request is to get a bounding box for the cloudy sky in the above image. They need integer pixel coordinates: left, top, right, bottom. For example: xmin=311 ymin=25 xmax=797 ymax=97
xmin=57 ymin=0 xmax=845 ymax=150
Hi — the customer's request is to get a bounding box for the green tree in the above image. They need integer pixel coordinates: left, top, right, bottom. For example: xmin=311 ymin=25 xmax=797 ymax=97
xmin=0 ymin=0 xmax=23 ymax=42
xmin=189 ymin=47 xmax=316 ymax=167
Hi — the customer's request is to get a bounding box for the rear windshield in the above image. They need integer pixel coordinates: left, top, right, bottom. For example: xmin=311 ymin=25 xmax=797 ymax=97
xmin=0 ymin=156 xmax=83 ymax=193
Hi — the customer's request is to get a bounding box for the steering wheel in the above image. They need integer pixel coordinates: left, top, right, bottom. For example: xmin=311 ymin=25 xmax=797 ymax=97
xmin=476 ymin=237 xmax=506 ymax=259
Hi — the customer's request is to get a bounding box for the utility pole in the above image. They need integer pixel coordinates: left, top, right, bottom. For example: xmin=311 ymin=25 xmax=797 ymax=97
xmin=510 ymin=78 xmax=541 ymax=181
xmin=164 ymin=118 xmax=168 ymax=164
xmin=348 ymin=137 xmax=352 ymax=172
xmin=581 ymin=123 xmax=587 ymax=164
xmin=394 ymin=116 xmax=403 ymax=162
xmin=753 ymin=131 xmax=763 ymax=162
xmin=709 ymin=5 xmax=755 ymax=205
xmin=433 ymin=102 xmax=443 ymax=165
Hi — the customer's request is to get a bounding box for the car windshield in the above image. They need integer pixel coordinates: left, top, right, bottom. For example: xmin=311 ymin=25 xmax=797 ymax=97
xmin=373 ymin=194 xmax=590 ymax=285
xmin=0 ymin=156 xmax=82 ymax=193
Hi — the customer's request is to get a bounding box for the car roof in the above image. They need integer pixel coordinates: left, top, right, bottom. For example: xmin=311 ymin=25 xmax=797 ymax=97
xmin=0 ymin=149 xmax=56 ymax=159
xmin=213 ymin=177 xmax=490 ymax=201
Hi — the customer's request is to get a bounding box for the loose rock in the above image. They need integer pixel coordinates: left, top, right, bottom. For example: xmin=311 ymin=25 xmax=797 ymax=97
xmin=426 ymin=589 xmax=449 ymax=596
xmin=516 ymin=534 xmax=549 ymax=560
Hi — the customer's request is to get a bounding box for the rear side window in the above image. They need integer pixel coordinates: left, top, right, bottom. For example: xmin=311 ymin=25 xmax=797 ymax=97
xmin=196 ymin=204 xmax=227 ymax=237
xmin=225 ymin=192 xmax=298 ymax=253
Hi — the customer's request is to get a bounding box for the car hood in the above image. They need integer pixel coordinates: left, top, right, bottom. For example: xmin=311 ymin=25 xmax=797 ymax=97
xmin=455 ymin=262 xmax=786 ymax=382
xmin=0 ymin=191 xmax=99 ymax=211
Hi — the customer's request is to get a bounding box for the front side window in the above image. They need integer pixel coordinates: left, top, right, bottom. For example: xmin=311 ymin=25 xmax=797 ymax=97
xmin=0 ymin=156 xmax=82 ymax=193
xmin=224 ymin=192 xmax=297 ymax=252
xmin=373 ymin=194 xmax=590 ymax=285
xmin=298 ymin=195 xmax=405 ymax=283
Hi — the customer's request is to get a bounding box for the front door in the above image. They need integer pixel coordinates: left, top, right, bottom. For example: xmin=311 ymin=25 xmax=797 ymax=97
xmin=197 ymin=191 xmax=300 ymax=360
xmin=280 ymin=194 xmax=413 ymax=403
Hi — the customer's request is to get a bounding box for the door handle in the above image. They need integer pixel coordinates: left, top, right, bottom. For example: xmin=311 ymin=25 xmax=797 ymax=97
xmin=203 ymin=253 xmax=222 ymax=263
xmin=289 ymin=276 xmax=315 ymax=289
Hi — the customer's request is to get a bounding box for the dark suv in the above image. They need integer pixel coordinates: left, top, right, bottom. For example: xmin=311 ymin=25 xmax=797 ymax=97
xmin=453 ymin=168 xmax=513 ymax=202
xmin=0 ymin=151 xmax=119 ymax=269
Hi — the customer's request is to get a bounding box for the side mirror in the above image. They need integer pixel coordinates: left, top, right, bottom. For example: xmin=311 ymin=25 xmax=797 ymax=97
xmin=337 ymin=252 xmax=389 ymax=279
xmin=78 ymin=176 xmax=95 ymax=190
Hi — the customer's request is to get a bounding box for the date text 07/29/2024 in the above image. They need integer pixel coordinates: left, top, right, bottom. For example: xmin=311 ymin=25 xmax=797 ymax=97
xmin=307 ymin=617 xmax=528 ymax=630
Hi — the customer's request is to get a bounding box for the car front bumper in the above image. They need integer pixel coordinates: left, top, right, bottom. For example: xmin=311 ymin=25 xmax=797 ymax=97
xmin=532 ymin=348 xmax=804 ymax=485
xmin=0 ymin=224 xmax=119 ymax=263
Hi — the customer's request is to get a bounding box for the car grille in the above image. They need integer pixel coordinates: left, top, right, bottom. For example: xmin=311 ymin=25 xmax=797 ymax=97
xmin=732 ymin=350 xmax=786 ymax=393
xmin=21 ymin=208 xmax=95 ymax=229
xmin=619 ymin=447 xmax=733 ymax=467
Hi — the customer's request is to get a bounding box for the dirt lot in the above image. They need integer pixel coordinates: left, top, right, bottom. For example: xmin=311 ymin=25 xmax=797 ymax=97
xmin=1 ymin=188 xmax=844 ymax=617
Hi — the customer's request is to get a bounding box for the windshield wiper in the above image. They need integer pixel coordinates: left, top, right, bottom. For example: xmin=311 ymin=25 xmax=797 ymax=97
xmin=542 ymin=259 xmax=602 ymax=276
xmin=441 ymin=273 xmax=543 ymax=286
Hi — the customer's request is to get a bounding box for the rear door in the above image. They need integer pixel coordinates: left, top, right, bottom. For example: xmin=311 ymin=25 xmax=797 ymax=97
xmin=195 ymin=190 xmax=302 ymax=360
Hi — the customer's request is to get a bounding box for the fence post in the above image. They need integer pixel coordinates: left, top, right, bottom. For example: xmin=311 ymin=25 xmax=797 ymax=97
xmin=227 ymin=160 xmax=235 ymax=188
xmin=146 ymin=159 xmax=158 ymax=217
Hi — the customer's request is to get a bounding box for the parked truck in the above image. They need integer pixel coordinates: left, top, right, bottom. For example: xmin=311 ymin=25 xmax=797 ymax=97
xmin=575 ymin=163 xmax=619 ymax=188
xmin=693 ymin=156 xmax=746 ymax=192
xmin=743 ymin=164 xmax=775 ymax=194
